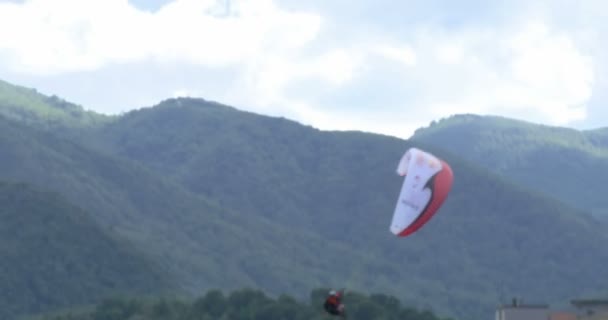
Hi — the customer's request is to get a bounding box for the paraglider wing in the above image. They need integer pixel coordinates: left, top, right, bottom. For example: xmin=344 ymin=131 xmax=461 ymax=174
xmin=389 ymin=148 xmax=453 ymax=237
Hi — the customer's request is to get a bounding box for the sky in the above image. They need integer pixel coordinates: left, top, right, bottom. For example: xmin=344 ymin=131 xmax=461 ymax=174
xmin=0 ymin=0 xmax=606 ymax=139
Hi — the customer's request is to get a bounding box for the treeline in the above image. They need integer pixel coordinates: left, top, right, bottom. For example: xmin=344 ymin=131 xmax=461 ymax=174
xmin=36 ymin=288 xmax=452 ymax=320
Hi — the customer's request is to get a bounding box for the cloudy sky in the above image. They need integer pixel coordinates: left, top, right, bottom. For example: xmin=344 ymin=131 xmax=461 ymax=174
xmin=0 ymin=0 xmax=605 ymax=138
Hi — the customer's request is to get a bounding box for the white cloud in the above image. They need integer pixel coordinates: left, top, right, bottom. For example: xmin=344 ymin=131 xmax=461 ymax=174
xmin=424 ymin=21 xmax=593 ymax=126
xmin=249 ymin=20 xmax=595 ymax=138
xmin=0 ymin=0 xmax=321 ymax=73
xmin=242 ymin=48 xmax=363 ymax=103
xmin=172 ymin=88 xmax=192 ymax=98
xmin=373 ymin=45 xmax=417 ymax=66
xmin=304 ymin=20 xmax=594 ymax=138
xmin=0 ymin=0 xmax=600 ymax=139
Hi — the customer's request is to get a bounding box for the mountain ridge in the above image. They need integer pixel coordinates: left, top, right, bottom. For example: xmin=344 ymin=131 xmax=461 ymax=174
xmin=411 ymin=113 xmax=608 ymax=216
xmin=83 ymin=97 xmax=608 ymax=319
xmin=2 ymin=79 xmax=608 ymax=320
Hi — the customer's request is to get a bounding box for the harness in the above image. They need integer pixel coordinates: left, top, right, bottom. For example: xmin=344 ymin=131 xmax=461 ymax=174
xmin=324 ymin=296 xmax=341 ymax=315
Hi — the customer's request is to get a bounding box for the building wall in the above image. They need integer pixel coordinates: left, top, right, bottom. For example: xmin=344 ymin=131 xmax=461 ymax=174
xmin=496 ymin=307 xmax=549 ymax=320
xmin=549 ymin=312 xmax=577 ymax=320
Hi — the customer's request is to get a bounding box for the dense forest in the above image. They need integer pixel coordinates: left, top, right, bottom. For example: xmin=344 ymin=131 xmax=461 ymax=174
xmin=1 ymin=79 xmax=608 ymax=320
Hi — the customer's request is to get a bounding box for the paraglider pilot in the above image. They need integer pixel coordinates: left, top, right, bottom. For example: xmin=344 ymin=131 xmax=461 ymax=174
xmin=324 ymin=289 xmax=346 ymax=318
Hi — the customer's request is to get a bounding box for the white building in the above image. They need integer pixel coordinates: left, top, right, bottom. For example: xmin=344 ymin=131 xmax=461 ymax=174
xmin=496 ymin=299 xmax=550 ymax=320
xmin=494 ymin=297 xmax=608 ymax=320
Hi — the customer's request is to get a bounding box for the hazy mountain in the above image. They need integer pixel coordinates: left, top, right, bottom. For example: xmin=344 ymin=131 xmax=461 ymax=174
xmin=411 ymin=114 xmax=608 ymax=217
xmin=86 ymin=98 xmax=608 ymax=319
xmin=0 ymin=113 xmax=389 ymax=301
xmin=2 ymin=81 xmax=608 ymax=320
xmin=0 ymin=79 xmax=111 ymax=130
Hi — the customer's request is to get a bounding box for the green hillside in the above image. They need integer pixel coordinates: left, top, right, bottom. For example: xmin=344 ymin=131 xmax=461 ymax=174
xmin=0 ymin=181 xmax=173 ymax=320
xmin=0 ymin=114 xmax=398 ymax=300
xmin=410 ymin=114 xmax=608 ymax=216
xmin=2 ymin=80 xmax=608 ymax=320
xmin=0 ymin=79 xmax=111 ymax=129
xmin=85 ymin=98 xmax=608 ymax=320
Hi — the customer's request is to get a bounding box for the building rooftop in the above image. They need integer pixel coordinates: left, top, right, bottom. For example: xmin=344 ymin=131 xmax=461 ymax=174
xmin=498 ymin=298 xmax=549 ymax=310
xmin=571 ymin=299 xmax=608 ymax=307
xmin=498 ymin=304 xmax=549 ymax=309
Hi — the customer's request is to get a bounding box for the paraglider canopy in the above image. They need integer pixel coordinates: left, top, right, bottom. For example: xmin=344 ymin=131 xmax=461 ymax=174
xmin=389 ymin=148 xmax=453 ymax=237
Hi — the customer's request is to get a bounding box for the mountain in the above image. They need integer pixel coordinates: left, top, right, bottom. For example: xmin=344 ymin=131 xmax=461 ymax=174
xmin=0 ymin=113 xmax=387 ymax=300
xmin=410 ymin=114 xmax=608 ymax=217
xmin=2 ymin=80 xmax=608 ymax=320
xmin=0 ymin=181 xmax=173 ymax=320
xmin=84 ymin=98 xmax=608 ymax=319
xmin=0 ymin=79 xmax=111 ymax=130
